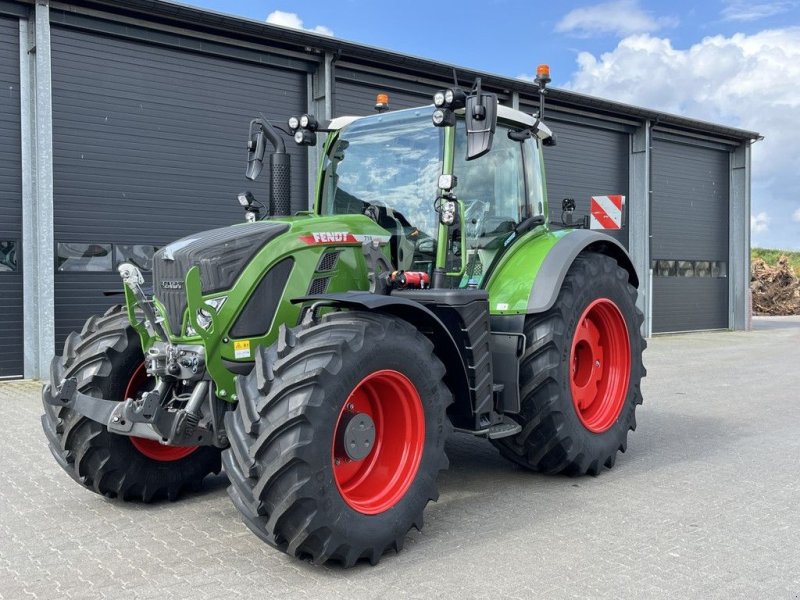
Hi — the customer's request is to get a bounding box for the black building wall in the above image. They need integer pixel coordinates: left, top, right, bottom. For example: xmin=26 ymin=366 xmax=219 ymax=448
xmin=49 ymin=18 xmax=311 ymax=347
xmin=0 ymin=15 xmax=23 ymax=378
xmin=0 ymin=0 xmax=754 ymax=378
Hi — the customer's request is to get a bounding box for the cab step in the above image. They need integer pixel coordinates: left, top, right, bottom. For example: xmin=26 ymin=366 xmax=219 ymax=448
xmin=454 ymin=418 xmax=522 ymax=440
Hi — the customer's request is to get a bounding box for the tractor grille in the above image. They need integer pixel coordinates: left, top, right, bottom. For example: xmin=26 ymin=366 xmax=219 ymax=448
xmin=152 ymin=221 xmax=289 ymax=335
xmin=308 ymin=277 xmax=330 ymax=295
xmin=316 ymin=250 xmax=341 ymax=273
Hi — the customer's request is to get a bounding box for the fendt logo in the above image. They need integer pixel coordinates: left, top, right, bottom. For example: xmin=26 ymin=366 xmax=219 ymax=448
xmin=310 ymin=232 xmax=355 ymax=244
xmin=299 ymin=232 xmax=392 ymax=246
xmin=161 ymin=280 xmax=184 ymax=289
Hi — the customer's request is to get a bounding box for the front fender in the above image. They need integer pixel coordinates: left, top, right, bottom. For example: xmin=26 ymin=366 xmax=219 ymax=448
xmin=291 ymin=291 xmax=472 ymax=421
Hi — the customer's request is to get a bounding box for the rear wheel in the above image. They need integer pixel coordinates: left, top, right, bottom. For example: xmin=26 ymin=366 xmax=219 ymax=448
xmin=492 ymin=252 xmax=645 ymax=475
xmin=41 ymin=305 xmax=221 ymax=501
xmin=223 ymin=312 xmax=451 ymax=566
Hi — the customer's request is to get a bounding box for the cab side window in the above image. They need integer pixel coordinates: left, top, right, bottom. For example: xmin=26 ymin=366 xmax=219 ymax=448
xmin=523 ymin=136 xmax=546 ymax=217
xmin=454 ymin=125 xmax=527 ymax=234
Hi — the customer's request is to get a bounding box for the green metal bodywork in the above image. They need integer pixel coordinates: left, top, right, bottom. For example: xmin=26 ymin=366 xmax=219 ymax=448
xmin=129 ymin=214 xmax=390 ymax=400
xmin=483 ymin=227 xmax=570 ymax=314
xmin=123 ymin=106 xmax=586 ymax=401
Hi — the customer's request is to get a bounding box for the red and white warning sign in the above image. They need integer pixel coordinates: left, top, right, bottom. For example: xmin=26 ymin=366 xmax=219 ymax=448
xmin=590 ymin=195 xmax=625 ymax=230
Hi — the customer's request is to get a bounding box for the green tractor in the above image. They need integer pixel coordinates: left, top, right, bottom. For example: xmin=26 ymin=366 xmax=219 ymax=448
xmin=43 ymin=70 xmax=645 ymax=567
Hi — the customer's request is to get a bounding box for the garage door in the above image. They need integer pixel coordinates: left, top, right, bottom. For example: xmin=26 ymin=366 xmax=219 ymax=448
xmin=0 ymin=16 xmax=23 ymax=379
xmin=651 ymin=135 xmax=730 ymax=333
xmin=334 ymin=68 xmax=434 ymax=117
xmin=334 ymin=67 xmax=514 ymax=118
xmin=51 ymin=25 xmax=310 ymax=348
xmin=534 ymin=111 xmax=631 ymax=248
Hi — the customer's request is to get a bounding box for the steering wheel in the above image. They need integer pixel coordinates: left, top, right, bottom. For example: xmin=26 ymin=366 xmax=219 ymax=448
xmin=362 ymin=199 xmax=387 ymax=223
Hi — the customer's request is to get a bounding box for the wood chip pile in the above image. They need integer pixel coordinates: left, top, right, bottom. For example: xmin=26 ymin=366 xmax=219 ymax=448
xmin=751 ymin=256 xmax=800 ymax=315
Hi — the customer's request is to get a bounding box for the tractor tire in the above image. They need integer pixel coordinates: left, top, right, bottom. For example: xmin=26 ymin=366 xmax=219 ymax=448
xmin=223 ymin=312 xmax=451 ymax=567
xmin=492 ymin=252 xmax=645 ymax=475
xmin=41 ymin=305 xmax=222 ymax=502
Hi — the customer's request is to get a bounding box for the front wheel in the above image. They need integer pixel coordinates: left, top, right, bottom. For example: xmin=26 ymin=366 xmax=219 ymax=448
xmin=492 ymin=252 xmax=646 ymax=475
xmin=41 ymin=305 xmax=222 ymax=501
xmin=223 ymin=312 xmax=451 ymax=567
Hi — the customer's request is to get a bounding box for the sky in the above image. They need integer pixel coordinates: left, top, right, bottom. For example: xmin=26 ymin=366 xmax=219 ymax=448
xmin=178 ymin=0 xmax=800 ymax=249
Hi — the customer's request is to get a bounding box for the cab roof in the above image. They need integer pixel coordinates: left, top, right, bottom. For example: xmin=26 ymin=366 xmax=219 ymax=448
xmin=327 ymin=104 xmax=553 ymax=141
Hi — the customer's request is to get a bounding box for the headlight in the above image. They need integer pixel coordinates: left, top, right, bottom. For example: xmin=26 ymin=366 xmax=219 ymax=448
xmin=433 ymin=90 xmax=446 ymax=107
xmin=299 ymin=114 xmax=318 ymax=131
xmin=294 ymin=129 xmax=317 ymax=145
xmin=439 ymin=200 xmax=457 ymax=225
xmin=431 ymin=108 xmax=455 ymax=127
xmin=288 ymin=116 xmax=300 ymax=131
xmin=195 ymin=296 xmax=227 ymax=331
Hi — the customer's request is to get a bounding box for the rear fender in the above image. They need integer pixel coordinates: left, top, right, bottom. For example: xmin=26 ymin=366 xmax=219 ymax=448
xmin=528 ymin=230 xmax=638 ymax=313
xmin=485 ymin=228 xmax=638 ymax=316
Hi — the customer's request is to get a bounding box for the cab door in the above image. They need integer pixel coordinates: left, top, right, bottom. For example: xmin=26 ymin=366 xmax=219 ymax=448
xmin=454 ymin=124 xmax=529 ymax=287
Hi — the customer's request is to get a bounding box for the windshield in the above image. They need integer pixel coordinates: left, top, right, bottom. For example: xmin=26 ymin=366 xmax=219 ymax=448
xmin=320 ymin=108 xmax=543 ymax=285
xmin=320 ymin=108 xmax=442 ymax=271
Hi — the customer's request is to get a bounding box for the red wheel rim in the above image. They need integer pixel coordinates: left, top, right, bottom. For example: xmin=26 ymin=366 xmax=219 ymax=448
xmin=124 ymin=363 xmax=199 ymax=462
xmin=569 ymin=298 xmax=631 ymax=433
xmin=332 ymin=369 xmax=425 ymax=515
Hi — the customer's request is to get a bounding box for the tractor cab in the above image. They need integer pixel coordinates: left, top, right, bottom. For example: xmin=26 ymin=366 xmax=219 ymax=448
xmin=316 ymin=102 xmax=553 ymax=289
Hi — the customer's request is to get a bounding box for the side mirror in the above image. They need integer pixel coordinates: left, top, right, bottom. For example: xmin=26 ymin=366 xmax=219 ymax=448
xmin=464 ymin=80 xmax=497 ymax=161
xmin=245 ymin=119 xmax=267 ymax=181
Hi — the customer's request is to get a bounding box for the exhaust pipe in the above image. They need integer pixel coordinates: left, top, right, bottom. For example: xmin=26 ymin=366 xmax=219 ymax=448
xmin=246 ymin=118 xmax=292 ymax=217
xmin=269 ymin=152 xmax=291 ymax=217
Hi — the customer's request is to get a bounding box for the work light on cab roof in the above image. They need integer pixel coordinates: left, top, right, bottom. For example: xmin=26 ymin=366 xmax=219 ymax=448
xmin=375 ymin=93 xmax=389 ymax=112
xmin=535 ymin=63 xmax=551 ymax=86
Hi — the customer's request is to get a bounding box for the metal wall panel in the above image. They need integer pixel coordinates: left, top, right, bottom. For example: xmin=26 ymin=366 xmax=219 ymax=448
xmin=51 ymin=26 xmax=309 ymax=347
xmin=652 ymin=277 xmax=729 ymax=333
xmin=651 ymin=137 xmax=730 ymax=332
xmin=334 ymin=68 xmax=433 ymax=116
xmin=0 ymin=16 xmax=23 ymax=378
xmin=651 ymin=138 xmax=730 ymax=260
xmin=540 ymin=113 xmax=631 ymax=248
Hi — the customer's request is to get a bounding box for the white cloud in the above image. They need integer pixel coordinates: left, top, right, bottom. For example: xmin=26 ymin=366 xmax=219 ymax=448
xmin=793 ymin=208 xmax=800 ymax=222
xmin=722 ymin=1 xmax=798 ymax=22
xmin=266 ymin=10 xmax=333 ymax=36
xmin=555 ymin=0 xmax=677 ymax=38
xmin=752 ymin=212 xmax=771 ymax=233
xmin=565 ymin=28 xmax=800 ymax=250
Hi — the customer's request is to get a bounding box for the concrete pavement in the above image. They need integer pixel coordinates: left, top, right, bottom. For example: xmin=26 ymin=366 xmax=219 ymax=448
xmin=1 ymin=317 xmax=798 ymax=599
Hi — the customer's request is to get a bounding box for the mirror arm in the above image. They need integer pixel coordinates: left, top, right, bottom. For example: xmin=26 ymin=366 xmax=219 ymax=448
xmin=257 ymin=118 xmax=286 ymax=154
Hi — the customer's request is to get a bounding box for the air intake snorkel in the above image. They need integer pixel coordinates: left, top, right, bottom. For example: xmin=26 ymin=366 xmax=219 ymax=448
xmin=245 ymin=118 xmax=291 ymax=217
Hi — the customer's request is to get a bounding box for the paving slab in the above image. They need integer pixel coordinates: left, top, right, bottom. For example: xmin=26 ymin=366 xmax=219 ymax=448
xmin=1 ymin=317 xmax=798 ymax=599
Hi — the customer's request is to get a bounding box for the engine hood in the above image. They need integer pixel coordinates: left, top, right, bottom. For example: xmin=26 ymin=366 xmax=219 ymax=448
xmin=153 ymin=221 xmax=290 ymax=335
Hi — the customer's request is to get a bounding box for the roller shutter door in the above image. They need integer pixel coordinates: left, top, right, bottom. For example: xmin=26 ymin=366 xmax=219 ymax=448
xmin=334 ymin=68 xmax=435 ymax=117
xmin=0 ymin=17 xmax=23 ymax=379
xmin=651 ymin=137 xmax=730 ymax=333
xmin=539 ymin=113 xmax=631 ymax=248
xmin=51 ymin=26 xmax=309 ymax=348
